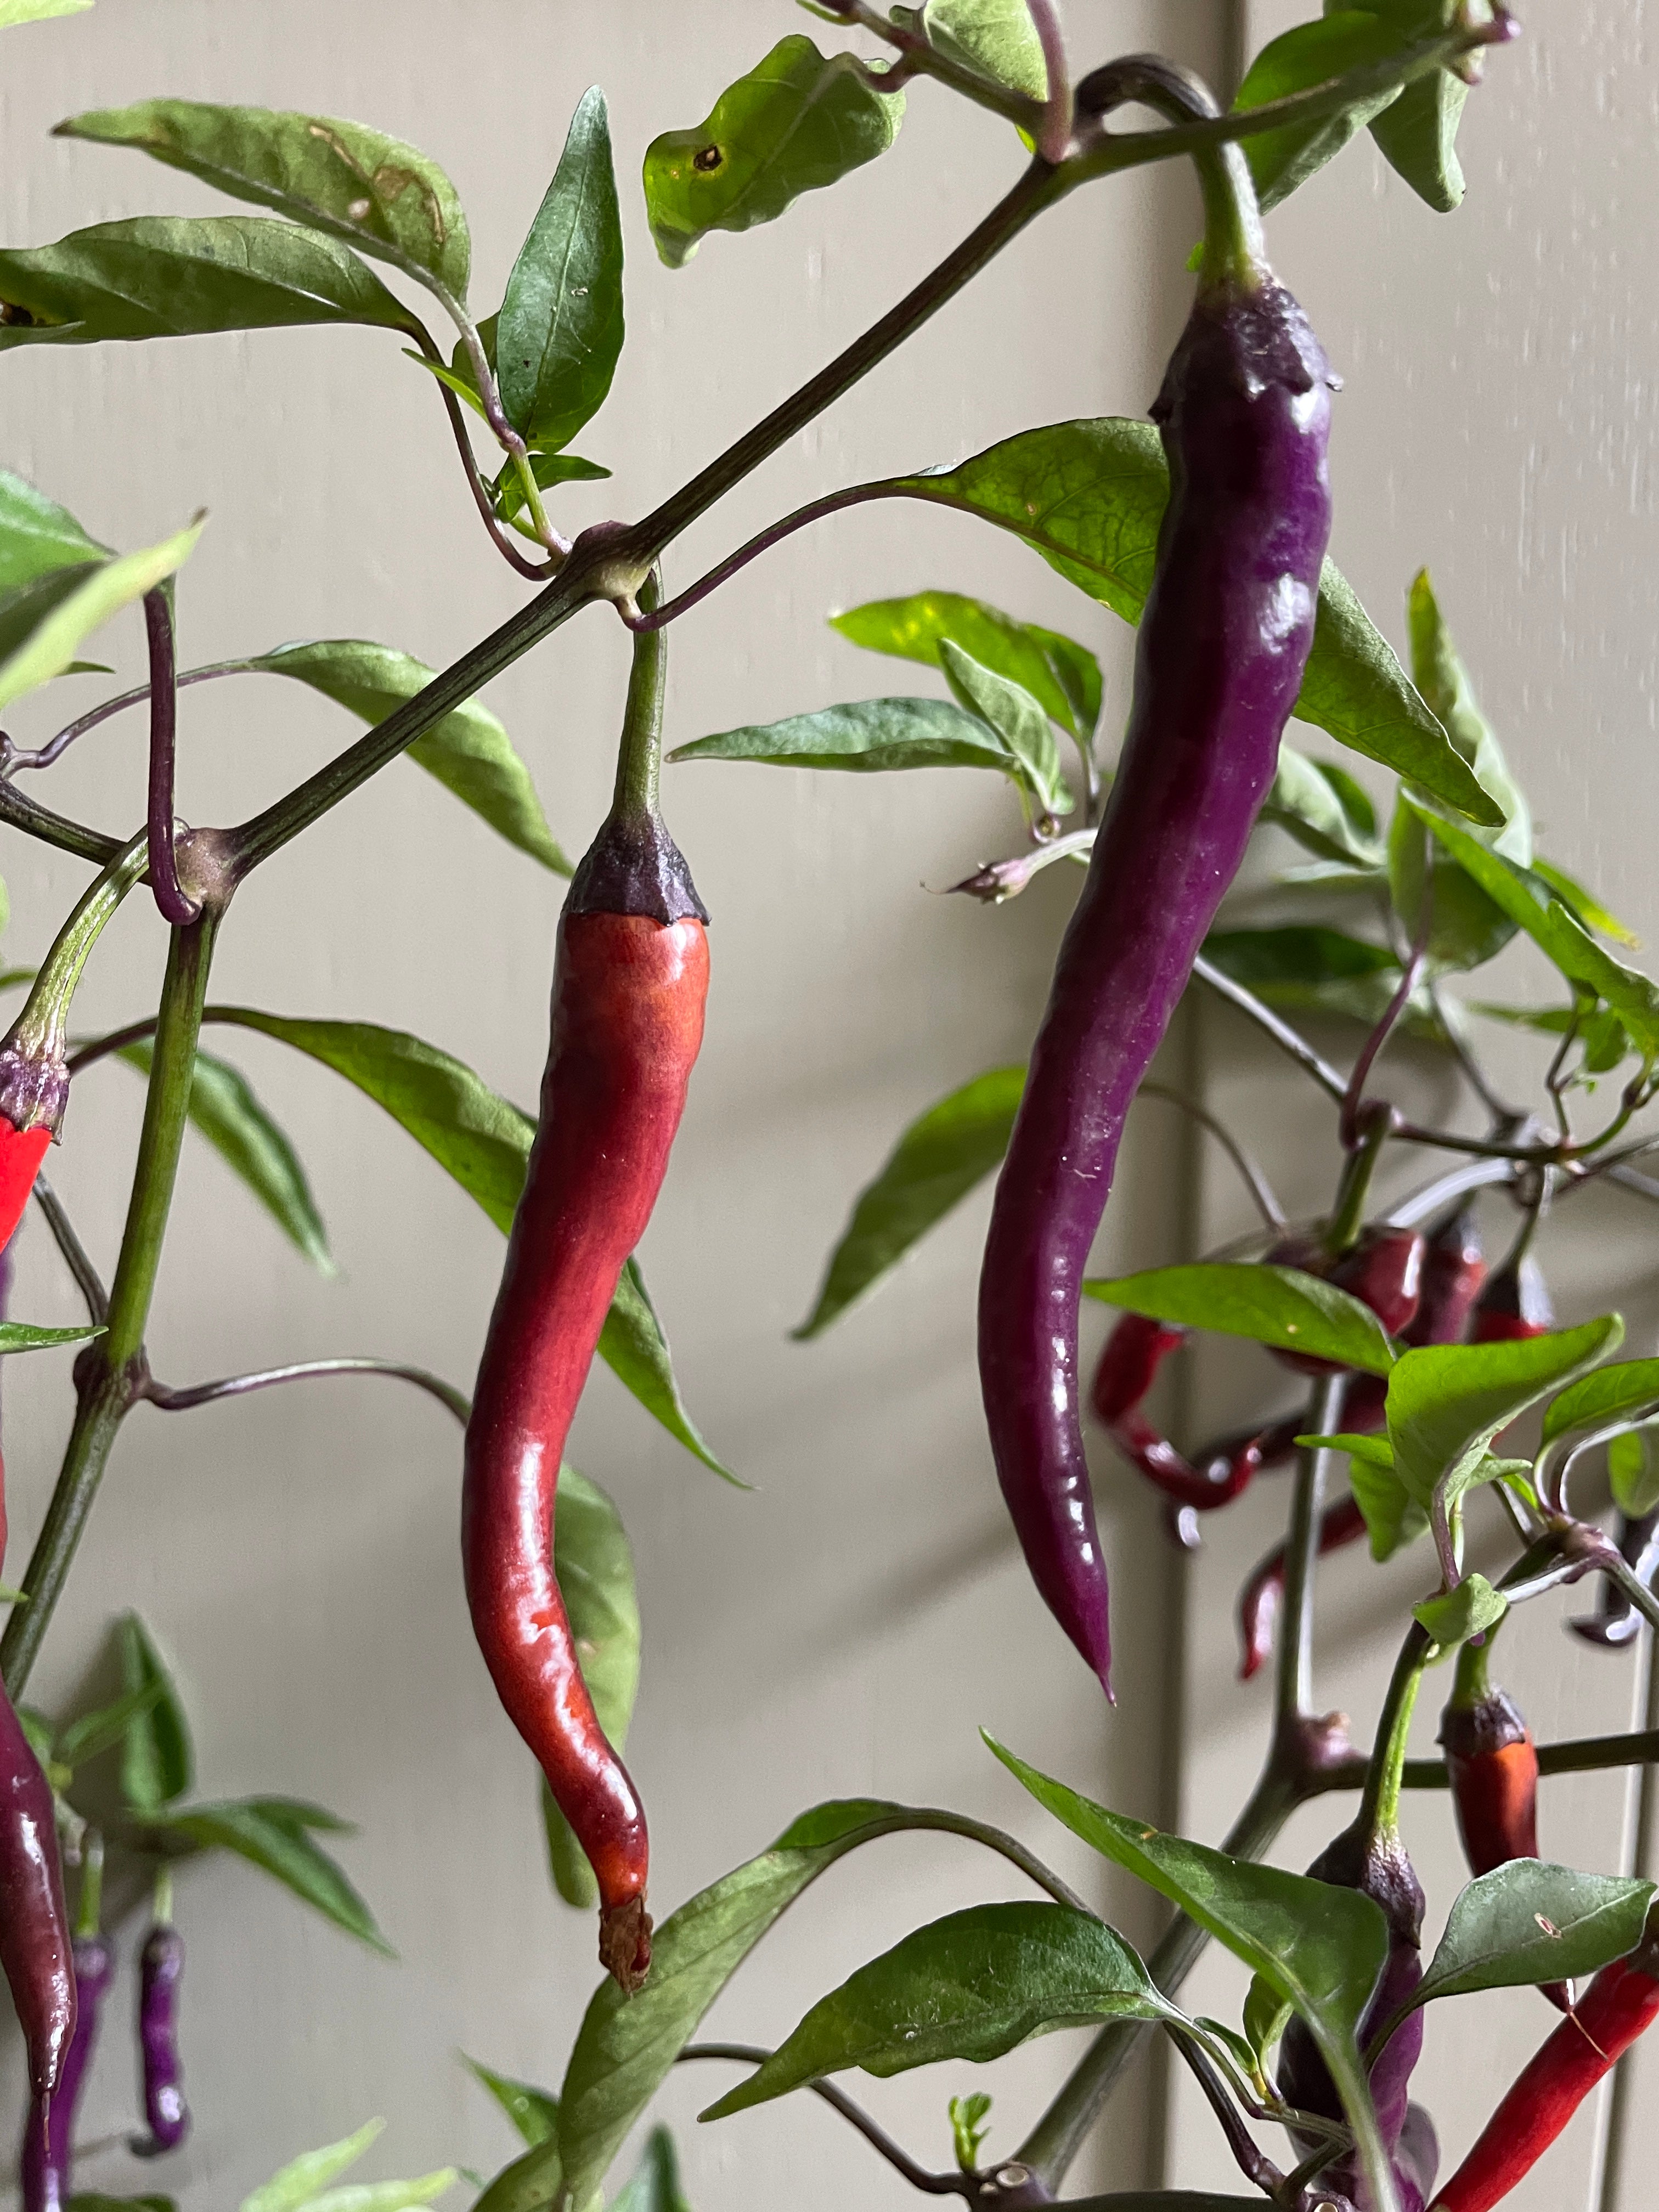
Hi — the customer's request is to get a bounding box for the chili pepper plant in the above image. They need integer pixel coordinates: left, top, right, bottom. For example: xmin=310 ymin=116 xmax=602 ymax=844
xmin=3 ymin=3 xmax=1655 ymax=2211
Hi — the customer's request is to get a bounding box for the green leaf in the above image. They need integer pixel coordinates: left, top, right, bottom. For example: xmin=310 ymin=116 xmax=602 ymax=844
xmin=1367 ymin=43 xmax=1469 ymax=212
xmin=498 ymin=89 xmax=624 ymax=452
xmin=1389 ymin=793 xmax=1516 ymax=974
xmin=1611 ymin=1426 xmax=1659 ymax=1519
xmin=1242 ymin=1973 xmax=1294 ymax=2079
xmin=462 ymin=2057 xmax=558 ymax=2150
xmin=1407 ymin=569 xmax=1529 ymax=859
xmin=1307 ymin=1435 xmax=1429 ymax=1562
xmin=119 ymin=1042 xmax=332 ymax=1273
xmin=796 ymin=1065 xmax=1023 ymax=1338
xmin=0 ymin=516 xmax=202 ymax=713
xmin=1261 ymin=743 xmax=1386 ymax=868
xmin=643 ymin=36 xmax=904 ymax=269
xmin=53 ymin=1678 xmax=162 ymax=1773
xmin=885 ymin=420 xmax=1500 ymax=825
xmin=59 ymin=99 xmax=471 ymax=303
xmin=1404 ymin=795 xmax=1659 ymax=1053
xmin=1 ymin=0 xmax=93 ymax=25
xmin=1234 ymin=13 xmax=1407 ymax=211
xmin=984 ymin=1737 xmax=1390 ymax=2132
xmin=541 ymin=1466 xmax=640 ymax=1911
xmin=142 ymin=1795 xmax=392 ymax=1955
xmin=469 ymin=2142 xmax=561 ymax=2212
xmin=243 ymin=640 xmax=569 ymax=874
xmin=1386 ymin=1317 xmax=1626 ymax=1516
xmin=1413 ymin=1572 xmax=1506 ymax=1650
xmin=241 ymin=2120 xmax=384 ymax=2212
xmin=1543 ymin=1358 xmax=1659 ymax=1447
xmin=1201 ymin=925 xmax=1400 ymax=1018
xmin=923 ymin=0 xmax=1048 ymax=99
xmin=0 ymin=1322 xmax=104 ymax=1354
xmin=300 ymin=2173 xmax=455 ymax=2212
xmin=199 ymin=1011 xmax=726 ymax=1476
xmin=669 ymin=696 xmax=1013 ymax=777
xmin=557 ymin=1799 xmax=918 ymax=2207
xmin=0 ymin=469 xmax=106 ymax=589
xmin=67 ymin=2197 xmax=175 ymax=2212
xmin=0 ymin=217 xmax=417 ymax=348
xmin=117 ymin=1612 xmax=194 ymax=1812
xmin=701 ymin=1902 xmax=1176 ymax=2120
xmin=490 ymin=451 xmax=611 ymax=530
xmin=1082 ymin=1263 xmax=1397 ymax=1377
xmin=949 ymin=2092 xmax=993 ymax=2172
xmin=938 ymin=641 xmax=1071 ymax=816
xmin=1413 ymin=1863 xmax=1657 ymax=2009
xmin=831 ymin=590 xmax=1101 ymax=741
xmin=1532 ymin=857 xmax=1639 ymax=950
xmin=610 ymin=2130 xmax=693 ymax=2212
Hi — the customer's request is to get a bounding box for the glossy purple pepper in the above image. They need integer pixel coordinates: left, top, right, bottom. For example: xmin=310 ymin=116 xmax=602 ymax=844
xmin=977 ymin=57 xmax=1335 ymax=1693
xmin=0 ymin=1689 xmax=74 ymax=2107
xmin=20 ymin=1932 xmax=110 ymax=2212
xmin=130 ymin=1922 xmax=188 ymax=2157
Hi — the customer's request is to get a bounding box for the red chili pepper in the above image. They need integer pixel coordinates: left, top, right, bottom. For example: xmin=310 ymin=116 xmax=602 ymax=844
xmin=0 ymin=1123 xmax=48 ymax=1257
xmin=463 ymin=608 xmax=706 ymax=1992
xmin=975 ymin=75 xmax=1333 ymax=1696
xmin=1237 ymin=1494 xmax=1368 ymax=1679
xmin=1432 ymin=1922 xmax=1659 ymax=2212
xmin=0 ymin=1688 xmax=74 ymax=2103
xmin=1090 ymin=1313 xmax=1265 ymax=1514
xmin=1470 ymin=1251 xmax=1552 ymax=1342
xmin=1269 ymin=1223 xmax=1426 ymax=1374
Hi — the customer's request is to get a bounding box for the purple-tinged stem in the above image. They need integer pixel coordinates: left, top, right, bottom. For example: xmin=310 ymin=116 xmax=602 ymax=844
xmin=408 ymin=326 xmax=559 ymax=582
xmin=145 ymin=1355 xmax=469 ymax=1427
xmin=142 ymin=594 xmax=199 ymax=929
xmin=2 ymin=665 xmax=244 ymax=781
xmin=1025 ymin=0 xmax=1074 ymax=163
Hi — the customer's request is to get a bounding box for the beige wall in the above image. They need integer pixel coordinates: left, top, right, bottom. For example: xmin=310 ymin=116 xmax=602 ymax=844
xmin=0 ymin=5 xmax=1231 ymax=2207
xmin=1169 ymin=8 xmax=1659 ymax=2209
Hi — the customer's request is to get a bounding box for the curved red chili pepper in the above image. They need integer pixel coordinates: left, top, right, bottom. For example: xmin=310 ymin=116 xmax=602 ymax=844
xmin=464 ymin=609 xmax=706 ymax=1991
xmin=0 ymin=1123 xmax=48 ymax=1257
xmin=975 ymin=74 xmax=1334 ymax=1696
xmin=1237 ymin=1494 xmax=1368 ymax=1680
xmin=1431 ymin=1920 xmax=1659 ymax=2212
xmin=0 ymin=1690 xmax=73 ymax=2106
xmin=1269 ymin=1224 xmax=1426 ymax=1374
xmin=1090 ymin=1313 xmax=1265 ymax=1514
xmin=1470 ymin=1251 xmax=1552 ymax=1342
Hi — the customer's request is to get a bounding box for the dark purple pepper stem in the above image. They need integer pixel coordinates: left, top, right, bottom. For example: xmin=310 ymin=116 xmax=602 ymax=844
xmin=0 ymin=1689 xmax=73 ymax=2106
xmin=975 ymin=66 xmax=1333 ymax=1692
xmin=143 ymin=590 xmax=200 ymax=930
xmin=20 ymin=1931 xmax=110 ymax=2212
xmin=130 ymin=1915 xmax=188 ymax=2157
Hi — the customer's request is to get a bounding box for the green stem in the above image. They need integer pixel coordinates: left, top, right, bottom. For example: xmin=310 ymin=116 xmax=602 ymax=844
xmin=1 ymin=911 xmax=219 ymax=1696
xmin=1325 ymin=1104 xmax=1391 ymax=1256
xmin=1360 ymin=1624 xmax=1432 ymax=1844
xmin=153 ymin=1863 xmax=174 ymax=1927
xmin=75 ymin=1829 xmax=103 ymax=1940
xmin=613 ymin=572 xmax=665 ymax=821
xmin=1014 ymin=1771 xmax=1296 ymax=2189
xmin=1596 ymin=1627 xmax=1659 ymax=2212
xmin=1277 ymin=1377 xmax=1348 ymax=1725
xmin=5 ymin=830 xmax=149 ymax=1064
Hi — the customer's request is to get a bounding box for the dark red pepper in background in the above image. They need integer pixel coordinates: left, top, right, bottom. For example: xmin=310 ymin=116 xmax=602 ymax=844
xmin=19 ymin=1928 xmax=109 ymax=2212
xmin=129 ymin=1910 xmax=188 ymax=2158
xmin=1090 ymin=1312 xmax=1265 ymax=1513
xmin=1268 ymin=1223 xmax=1425 ymax=1373
xmin=1431 ymin=1912 xmax=1659 ymax=2212
xmin=1237 ymin=1494 xmax=1368 ymax=1680
xmin=975 ymin=63 xmax=1334 ymax=1696
xmin=1470 ymin=1250 xmax=1551 ymax=1342
xmin=464 ymin=602 xmax=706 ymax=1991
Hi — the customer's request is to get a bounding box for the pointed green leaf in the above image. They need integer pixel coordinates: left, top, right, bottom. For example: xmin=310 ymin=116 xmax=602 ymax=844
xmin=0 ymin=1322 xmax=103 ymax=1354
xmin=1543 ymin=1358 xmax=1659 ymax=1447
xmin=1261 ymin=744 xmax=1386 ymax=868
xmin=59 ymin=100 xmax=471 ymax=302
xmin=796 ymin=1065 xmax=1023 ymax=1338
xmin=53 ymin=1678 xmax=162 ymax=1773
xmin=1082 ymin=1263 xmax=1397 ymax=1377
xmin=701 ymin=1902 xmax=1175 ymax=2120
xmin=1532 ymin=857 xmax=1639 ymax=950
xmin=557 ymin=1800 xmax=920 ymax=2207
xmin=1350 ymin=1455 xmax=1423 ymax=1562
xmin=1234 ymin=13 xmax=1408 ymax=211
xmin=1413 ymin=1572 xmax=1506 ymax=1650
xmin=243 ymin=640 xmax=569 ymax=874
xmin=644 ymin=36 xmax=904 ymax=269
xmin=884 ymin=420 xmax=1500 ymax=825
xmin=198 ymin=1011 xmax=728 ymax=1478
xmin=1386 ymin=1317 xmax=1625 ymax=1514
xmin=542 ymin=1466 xmax=640 ymax=1911
xmin=462 ymin=2057 xmax=558 ymax=2150
xmin=1413 ymin=1864 xmax=1656 ymax=2008
xmin=0 ymin=469 xmax=106 ymax=589
xmin=117 ymin=1613 xmax=194 ymax=1812
xmin=984 ymin=1737 xmax=1390 ymax=2116
xmin=1368 ymin=57 xmax=1469 ymax=212
xmin=1610 ymin=1425 xmax=1659 ymax=1519
xmin=67 ymin=2196 xmax=175 ymax=2212
xmin=669 ymin=696 xmax=1012 ymax=776
xmin=1201 ymin=923 xmax=1398 ymax=1009
xmin=923 ymin=0 xmax=1048 ymax=99
xmin=300 ymin=2175 xmax=455 ymax=2212
xmin=831 ymin=590 xmax=1101 ymax=740
xmin=490 ymin=451 xmax=611 ymax=531
xmin=1 ymin=0 xmax=93 ymax=25
xmin=498 ymin=88 xmax=624 ymax=451
xmin=0 ymin=515 xmax=201 ymax=713
xmin=938 ymin=640 xmax=1071 ymax=815
xmin=469 ymin=2142 xmax=560 ymax=2212
xmin=241 ymin=2121 xmax=384 ymax=2212
xmin=119 ymin=1041 xmax=332 ymax=1273
xmin=1407 ymin=570 xmax=1528 ymax=859
xmin=140 ymin=1794 xmax=391 ymax=1954
xmin=611 ymin=2130 xmax=693 ymax=2212
xmin=0 ymin=218 xmax=416 ymax=348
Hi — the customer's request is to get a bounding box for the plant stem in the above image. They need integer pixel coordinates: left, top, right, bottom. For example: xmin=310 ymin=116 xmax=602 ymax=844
xmin=1014 ymin=1772 xmax=1296 ymax=2190
xmin=30 ymin=1172 xmax=107 ymax=1324
xmin=678 ymin=2045 xmax=966 ymax=2197
xmin=1191 ymin=956 xmax=1347 ymax=1102
xmin=1278 ymin=1378 xmax=1350 ymax=1726
xmin=613 ymin=573 xmax=665 ymax=821
xmin=1 ymin=911 xmax=219 ymax=1696
xmin=0 ymin=780 xmax=122 ymax=865
xmin=2 ymin=663 xmax=249 ymax=780
xmin=5 ymin=830 xmax=149 ymax=1066
xmin=143 ymin=591 xmax=199 ymax=928
xmin=1597 ymin=1625 xmax=1659 ymax=2212
xmin=1359 ymin=1624 xmax=1432 ymax=1843
xmin=145 ymin=1356 xmax=470 ymax=1428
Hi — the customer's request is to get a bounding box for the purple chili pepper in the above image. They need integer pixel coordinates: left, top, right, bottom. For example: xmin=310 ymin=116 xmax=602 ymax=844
xmin=977 ymin=57 xmax=1334 ymax=1693
xmin=129 ymin=1920 xmax=189 ymax=2157
xmin=20 ymin=1931 xmax=112 ymax=2212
